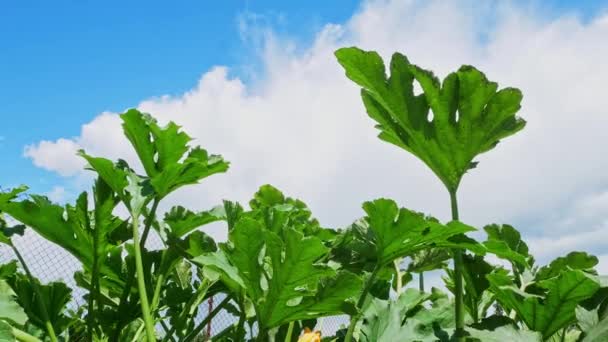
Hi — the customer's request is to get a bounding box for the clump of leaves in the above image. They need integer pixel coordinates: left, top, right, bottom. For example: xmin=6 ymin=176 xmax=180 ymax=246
xmin=0 ymin=48 xmax=606 ymax=342
xmin=336 ymin=46 xmax=527 ymax=341
xmin=194 ymin=186 xmax=362 ymax=341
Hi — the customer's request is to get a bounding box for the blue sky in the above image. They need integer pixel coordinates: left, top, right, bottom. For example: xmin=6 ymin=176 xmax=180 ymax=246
xmin=1 ymin=0 xmax=608 ymax=272
xmin=0 ymin=0 xmax=606 ymax=194
xmin=0 ymin=0 xmax=363 ymax=192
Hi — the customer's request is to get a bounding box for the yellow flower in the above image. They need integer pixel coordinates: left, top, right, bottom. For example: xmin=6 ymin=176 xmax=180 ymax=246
xmin=297 ymin=327 xmax=321 ymax=342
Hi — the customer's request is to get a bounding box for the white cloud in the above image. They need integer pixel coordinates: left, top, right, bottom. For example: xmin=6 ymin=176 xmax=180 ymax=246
xmin=22 ymin=0 xmax=608 ymax=270
xmin=24 ymin=138 xmax=83 ymax=177
xmin=45 ymin=186 xmax=67 ymax=203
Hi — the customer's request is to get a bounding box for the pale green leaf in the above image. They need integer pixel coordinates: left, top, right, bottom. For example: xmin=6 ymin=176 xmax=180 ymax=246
xmin=335 ymin=47 xmax=525 ymax=193
xmin=488 ymin=269 xmax=599 ymax=339
xmin=0 ymin=280 xmax=26 ymax=326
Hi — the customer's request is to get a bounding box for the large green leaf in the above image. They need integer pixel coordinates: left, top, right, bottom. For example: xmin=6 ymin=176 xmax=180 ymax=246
xmin=361 ymin=198 xmax=474 ymax=265
xmin=79 ymin=153 xmax=129 ymax=201
xmin=0 ymin=188 xmax=27 ymax=246
xmin=195 ymin=218 xmax=361 ymax=330
xmin=483 ymin=224 xmax=533 ymax=270
xmin=404 ymin=289 xmax=458 ymax=339
xmin=407 ymin=248 xmax=451 ymax=274
xmin=488 ymin=269 xmax=599 ymax=339
xmin=79 ymin=110 xmax=228 ymax=202
xmin=0 ymin=179 xmax=125 ymax=281
xmin=8 ymin=274 xmax=71 ymax=335
xmin=0 ymin=280 xmax=26 ymax=326
xmin=577 ymin=305 xmax=608 ymax=342
xmin=359 ymin=288 xmax=432 ymax=342
xmin=335 ymin=47 xmax=525 ymax=192
xmin=245 ymin=185 xmax=331 ymax=239
xmin=0 ymin=321 xmax=15 ymax=342
xmin=328 ymin=219 xmax=380 ymax=275
xmin=536 ymin=251 xmax=598 ymax=281
xmin=167 ymin=230 xmax=218 ymax=259
xmin=120 ymin=109 xmax=229 ymax=198
xmin=163 ymin=205 xmax=225 ymax=238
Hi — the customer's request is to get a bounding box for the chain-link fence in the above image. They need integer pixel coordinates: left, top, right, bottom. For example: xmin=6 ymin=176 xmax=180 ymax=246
xmin=0 ymin=229 xmax=348 ymax=341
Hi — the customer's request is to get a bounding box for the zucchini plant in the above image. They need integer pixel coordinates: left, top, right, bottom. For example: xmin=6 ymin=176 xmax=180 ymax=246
xmin=0 ymin=47 xmax=605 ymax=342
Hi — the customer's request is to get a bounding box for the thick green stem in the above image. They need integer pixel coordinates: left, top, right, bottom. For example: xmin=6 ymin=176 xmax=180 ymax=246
xmin=139 ymin=200 xmax=160 ymax=249
xmin=419 ymin=272 xmax=424 ymax=292
xmin=450 ymin=190 xmax=465 ymax=341
xmin=150 ymin=270 xmax=165 ymax=312
xmin=12 ymin=326 xmax=42 ymax=342
xmin=183 ymin=295 xmax=232 ymax=342
xmin=12 ymin=245 xmax=58 ymax=342
xmin=112 ymin=199 xmax=160 ymax=340
xmin=88 ymin=223 xmax=101 ymax=340
xmin=344 ymin=267 xmax=381 ymax=342
xmin=131 ymin=215 xmax=157 ymax=342
xmin=285 ymin=322 xmax=295 ymax=342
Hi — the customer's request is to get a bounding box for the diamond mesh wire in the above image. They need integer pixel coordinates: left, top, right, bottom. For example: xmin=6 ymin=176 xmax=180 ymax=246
xmin=0 ymin=231 xmax=347 ymax=340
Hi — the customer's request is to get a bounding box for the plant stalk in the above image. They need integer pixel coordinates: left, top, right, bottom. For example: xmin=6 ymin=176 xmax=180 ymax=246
xmin=12 ymin=326 xmax=42 ymax=342
xmin=140 ymin=199 xmax=160 ymax=249
xmin=150 ymin=269 xmax=165 ymax=312
xmin=285 ymin=322 xmax=295 ymax=342
xmin=112 ymin=199 xmax=159 ymax=340
xmin=131 ymin=214 xmax=157 ymax=342
xmin=450 ymin=190 xmax=465 ymax=341
xmin=344 ymin=266 xmax=381 ymax=342
xmin=11 ymin=244 xmax=58 ymax=342
xmin=88 ymin=221 xmax=101 ymax=340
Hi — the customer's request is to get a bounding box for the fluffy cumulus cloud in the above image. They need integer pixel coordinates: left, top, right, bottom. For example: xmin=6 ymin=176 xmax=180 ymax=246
xmin=23 ymin=0 xmax=608 ymax=266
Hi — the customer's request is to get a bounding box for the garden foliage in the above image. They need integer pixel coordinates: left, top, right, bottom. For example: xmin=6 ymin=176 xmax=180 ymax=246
xmin=0 ymin=47 xmax=606 ymax=342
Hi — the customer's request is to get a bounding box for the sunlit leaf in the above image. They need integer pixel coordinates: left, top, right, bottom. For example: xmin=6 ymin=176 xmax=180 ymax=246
xmin=361 ymin=198 xmax=474 ymax=265
xmin=537 ymin=251 xmax=598 ymax=281
xmin=195 ymin=216 xmax=361 ymax=330
xmin=163 ymin=205 xmax=225 ymax=238
xmin=0 ymin=280 xmax=27 ymax=326
xmin=121 ymin=109 xmax=229 ymax=198
xmin=336 ymin=47 xmax=525 ymax=193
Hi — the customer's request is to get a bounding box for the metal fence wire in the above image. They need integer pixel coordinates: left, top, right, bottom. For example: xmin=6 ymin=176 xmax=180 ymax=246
xmin=0 ymin=229 xmax=348 ymax=341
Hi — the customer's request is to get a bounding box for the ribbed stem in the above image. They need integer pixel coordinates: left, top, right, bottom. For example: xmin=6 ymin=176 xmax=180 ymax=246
xmin=112 ymin=199 xmax=159 ymax=340
xmin=132 ymin=215 xmax=156 ymax=341
xmin=450 ymin=190 xmax=465 ymax=341
xmin=88 ymin=222 xmax=101 ymax=340
xmin=344 ymin=267 xmax=381 ymax=342
xmin=285 ymin=322 xmax=295 ymax=342
xmin=12 ymin=326 xmax=42 ymax=342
